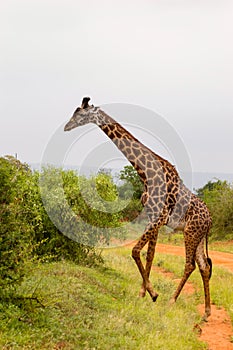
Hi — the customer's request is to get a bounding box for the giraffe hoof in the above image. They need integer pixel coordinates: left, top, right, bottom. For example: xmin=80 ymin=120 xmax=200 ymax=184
xmin=152 ymin=294 xmax=158 ymax=302
xmin=139 ymin=286 xmax=146 ymax=298
xmin=202 ymin=315 xmax=209 ymax=322
xmin=202 ymin=311 xmax=211 ymax=322
xmin=139 ymin=291 xmax=146 ymax=298
xmin=169 ymin=297 xmax=176 ymax=305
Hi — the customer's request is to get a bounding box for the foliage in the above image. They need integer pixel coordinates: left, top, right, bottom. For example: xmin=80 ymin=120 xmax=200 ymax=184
xmin=40 ymin=167 xmax=124 ymax=248
xmin=117 ymin=165 xmax=145 ymax=222
xmin=196 ymin=180 xmax=233 ymax=240
xmin=38 ymin=167 xmax=100 ymax=260
xmin=0 ymin=157 xmax=125 ymax=290
xmin=195 ymin=179 xmax=228 ymax=198
xmin=118 ymin=165 xmax=144 ymax=200
xmin=0 ymin=156 xmax=38 ymax=289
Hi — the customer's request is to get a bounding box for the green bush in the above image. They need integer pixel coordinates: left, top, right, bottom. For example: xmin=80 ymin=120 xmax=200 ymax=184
xmin=196 ymin=180 xmax=233 ymax=240
xmin=0 ymin=157 xmax=126 ymax=290
xmin=39 ymin=167 xmax=125 ymax=249
xmin=0 ymin=156 xmax=37 ymax=289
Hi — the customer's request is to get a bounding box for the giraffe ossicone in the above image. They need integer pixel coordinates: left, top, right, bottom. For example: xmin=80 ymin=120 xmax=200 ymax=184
xmin=64 ymin=97 xmax=212 ymax=320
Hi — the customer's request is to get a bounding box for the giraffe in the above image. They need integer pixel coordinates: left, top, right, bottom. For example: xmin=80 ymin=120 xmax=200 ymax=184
xmin=64 ymin=97 xmax=212 ymax=320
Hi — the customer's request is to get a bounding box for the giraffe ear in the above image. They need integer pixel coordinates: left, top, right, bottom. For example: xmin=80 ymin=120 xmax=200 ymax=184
xmin=81 ymin=97 xmax=91 ymax=109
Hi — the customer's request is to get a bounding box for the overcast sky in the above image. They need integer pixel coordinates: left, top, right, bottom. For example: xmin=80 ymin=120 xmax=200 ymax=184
xmin=1 ymin=0 xmax=233 ymax=176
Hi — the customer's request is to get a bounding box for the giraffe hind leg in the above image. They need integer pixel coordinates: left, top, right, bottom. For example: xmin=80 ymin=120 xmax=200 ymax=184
xmin=170 ymin=257 xmax=196 ymax=304
xmin=170 ymin=229 xmax=198 ymax=303
xmin=170 ymin=231 xmax=212 ymax=320
xmin=195 ymin=238 xmax=212 ymax=320
xmin=207 ymin=257 xmax=212 ymax=279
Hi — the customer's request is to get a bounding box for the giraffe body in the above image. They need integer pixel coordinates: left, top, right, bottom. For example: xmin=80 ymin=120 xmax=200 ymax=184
xmin=64 ymin=97 xmax=212 ymax=319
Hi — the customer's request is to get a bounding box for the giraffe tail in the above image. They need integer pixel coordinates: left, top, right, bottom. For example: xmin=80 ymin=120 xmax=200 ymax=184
xmin=206 ymin=231 xmax=212 ymax=279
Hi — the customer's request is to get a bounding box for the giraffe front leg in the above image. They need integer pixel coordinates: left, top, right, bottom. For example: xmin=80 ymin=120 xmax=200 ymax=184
xmin=132 ymin=230 xmax=158 ymax=302
xmin=139 ymin=234 xmax=158 ymax=298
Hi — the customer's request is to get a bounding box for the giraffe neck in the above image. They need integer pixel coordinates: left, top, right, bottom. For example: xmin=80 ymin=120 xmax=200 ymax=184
xmin=97 ymin=109 xmax=164 ymax=185
xmin=98 ymin=110 xmax=141 ymax=144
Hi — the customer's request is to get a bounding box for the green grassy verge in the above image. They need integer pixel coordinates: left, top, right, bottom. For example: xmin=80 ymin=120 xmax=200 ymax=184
xmin=209 ymin=241 xmax=233 ymax=254
xmin=0 ymin=248 xmax=208 ymax=350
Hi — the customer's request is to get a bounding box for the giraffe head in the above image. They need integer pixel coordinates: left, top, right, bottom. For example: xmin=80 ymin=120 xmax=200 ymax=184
xmin=64 ymin=97 xmax=101 ymax=131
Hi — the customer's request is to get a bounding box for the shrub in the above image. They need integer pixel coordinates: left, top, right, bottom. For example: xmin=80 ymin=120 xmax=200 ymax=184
xmin=0 ymin=156 xmax=36 ymax=289
xmin=0 ymin=158 xmax=114 ymax=290
xmin=196 ymin=180 xmax=233 ymax=240
xmin=39 ymin=167 xmax=125 ymax=249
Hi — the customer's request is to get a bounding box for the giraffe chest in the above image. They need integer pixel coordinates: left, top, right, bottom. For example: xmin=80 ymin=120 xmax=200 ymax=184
xmin=144 ymin=177 xmax=192 ymax=228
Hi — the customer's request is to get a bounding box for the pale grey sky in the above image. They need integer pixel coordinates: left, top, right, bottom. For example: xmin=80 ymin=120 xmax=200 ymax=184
xmin=1 ymin=0 xmax=233 ymax=175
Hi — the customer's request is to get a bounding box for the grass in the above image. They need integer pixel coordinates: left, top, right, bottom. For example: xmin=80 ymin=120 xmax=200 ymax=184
xmin=1 ymin=238 xmax=233 ymax=349
xmin=0 ymin=251 xmax=207 ymax=350
xmin=209 ymin=240 xmax=233 ymax=254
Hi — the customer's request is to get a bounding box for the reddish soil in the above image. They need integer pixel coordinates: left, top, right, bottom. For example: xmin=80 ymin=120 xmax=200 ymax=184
xmin=198 ymin=304 xmax=233 ymax=350
xmin=125 ymin=241 xmax=233 ymax=349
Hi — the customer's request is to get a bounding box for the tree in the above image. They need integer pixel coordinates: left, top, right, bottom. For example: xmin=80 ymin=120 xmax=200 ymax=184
xmin=195 ymin=179 xmax=228 ymax=199
xmin=118 ymin=165 xmax=144 ymax=200
xmin=196 ymin=179 xmax=233 ymax=240
xmin=117 ymin=165 xmax=145 ymax=222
